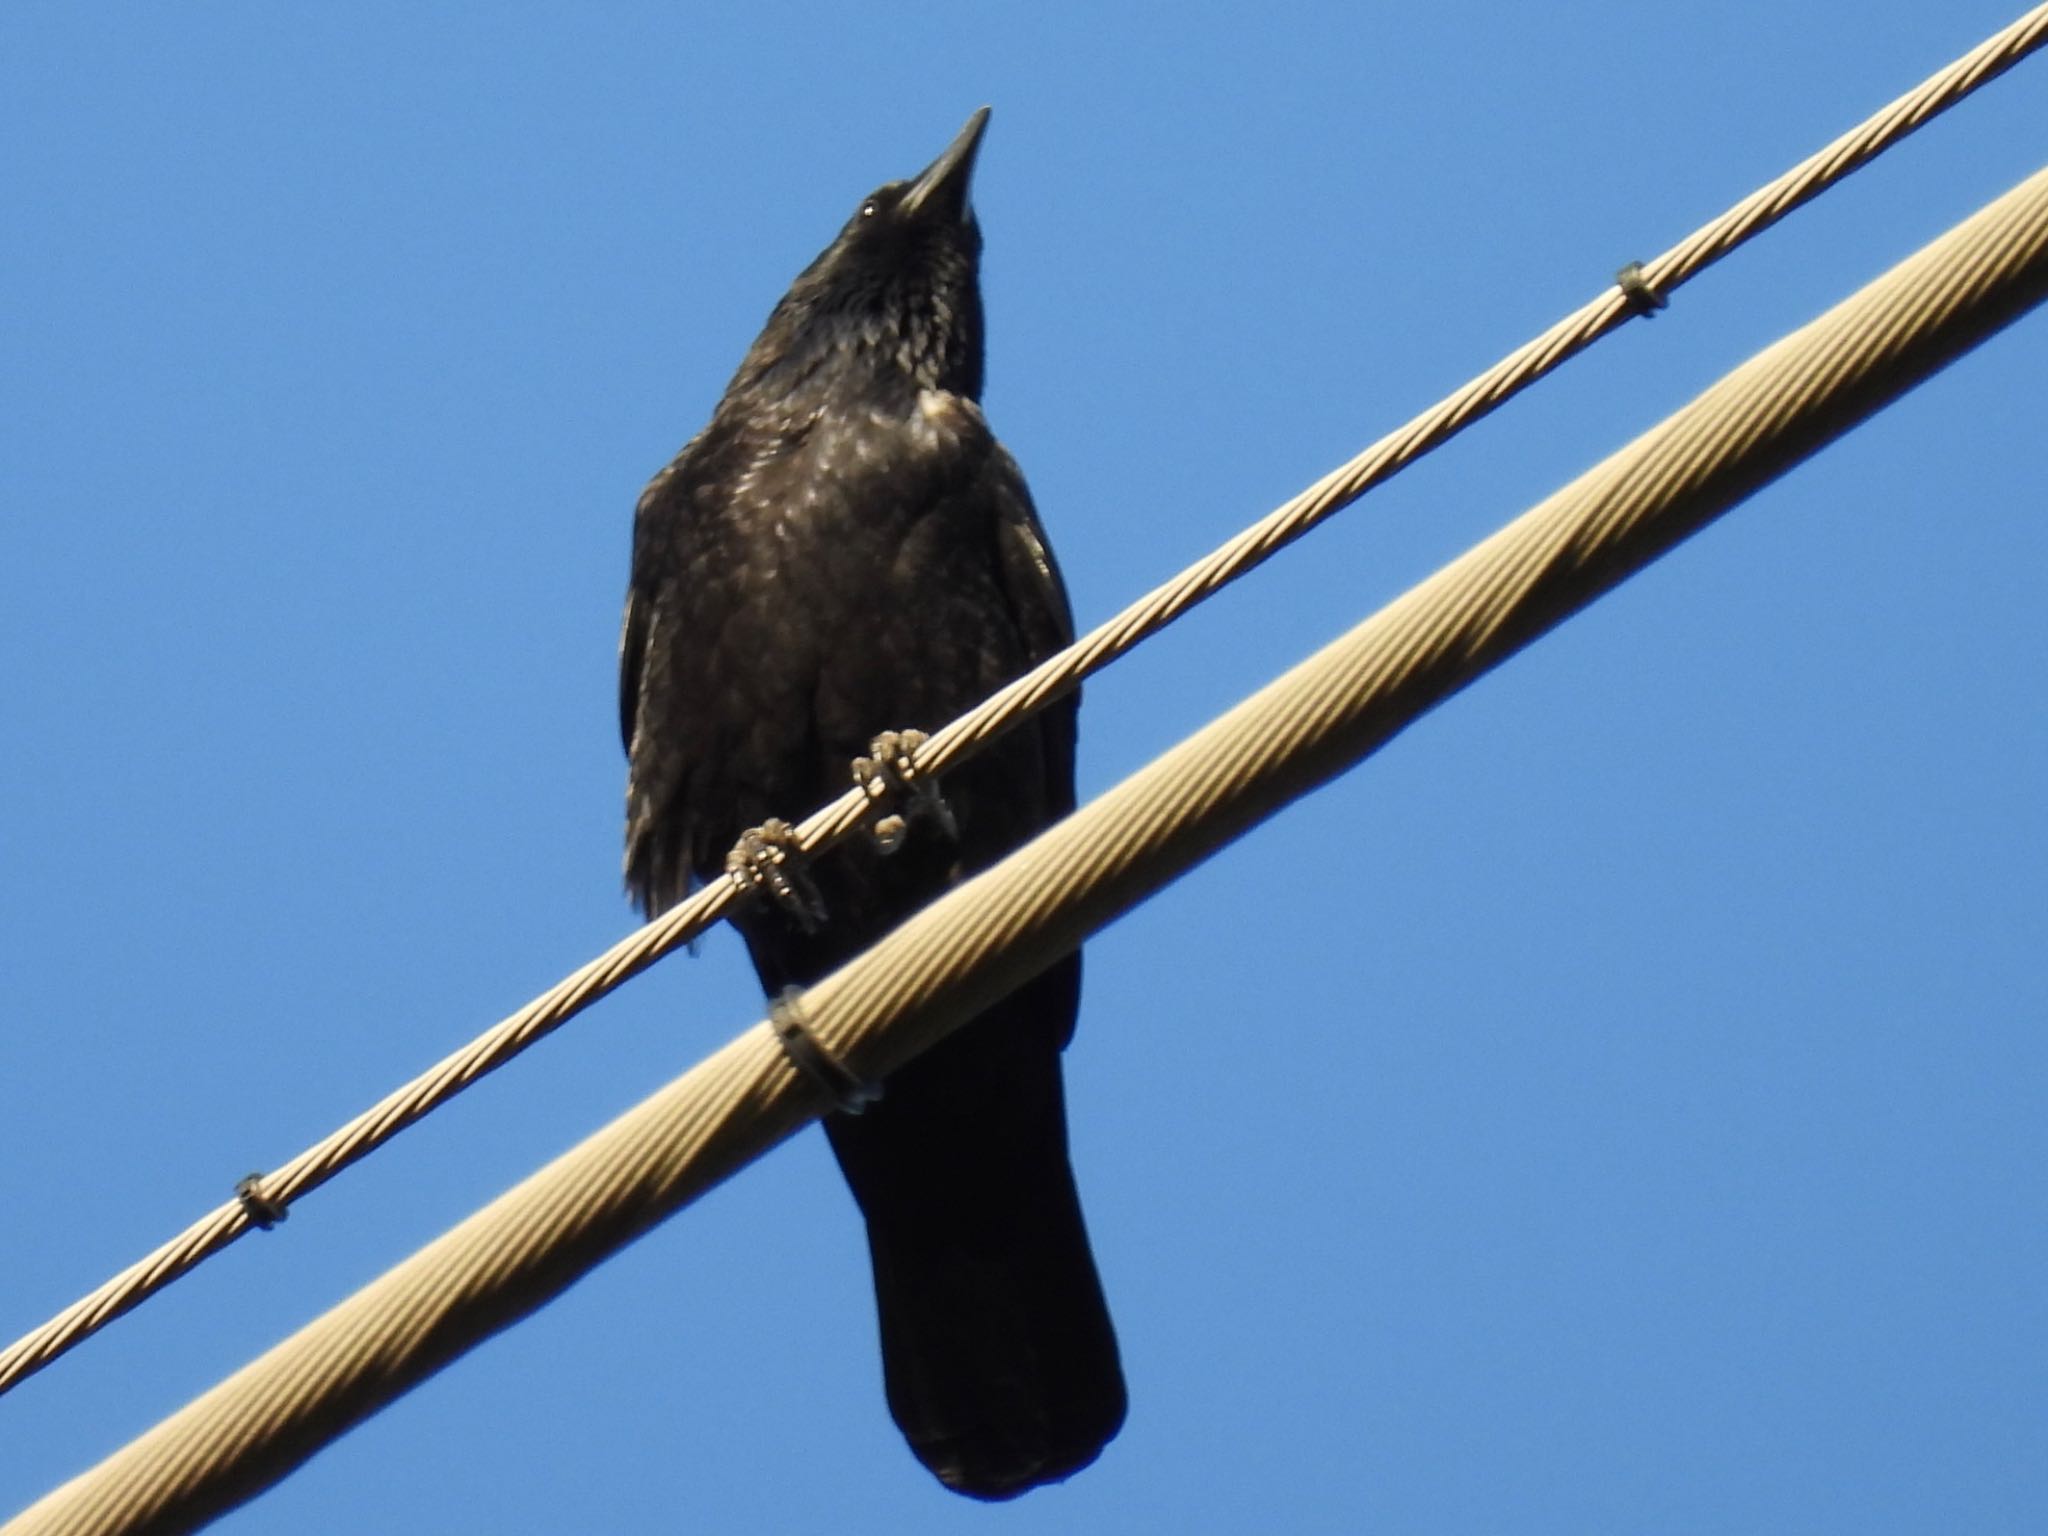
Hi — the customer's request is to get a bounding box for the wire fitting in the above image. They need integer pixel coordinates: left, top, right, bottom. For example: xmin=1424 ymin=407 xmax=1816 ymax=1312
xmin=1615 ymin=261 xmax=1668 ymax=318
xmin=769 ymin=989 xmax=880 ymax=1115
xmin=724 ymin=819 xmax=828 ymax=932
xmin=852 ymin=729 xmax=958 ymax=853
xmin=233 ymin=1174 xmax=288 ymax=1231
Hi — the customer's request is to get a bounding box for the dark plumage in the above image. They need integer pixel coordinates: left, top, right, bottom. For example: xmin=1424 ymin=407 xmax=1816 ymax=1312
xmin=618 ymin=109 xmax=1124 ymax=1500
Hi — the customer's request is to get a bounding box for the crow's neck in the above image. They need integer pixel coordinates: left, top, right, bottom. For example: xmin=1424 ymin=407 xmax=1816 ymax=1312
xmin=730 ymin=289 xmax=985 ymax=421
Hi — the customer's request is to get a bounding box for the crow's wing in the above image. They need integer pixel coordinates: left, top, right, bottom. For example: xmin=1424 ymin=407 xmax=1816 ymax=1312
xmin=987 ymin=445 xmax=1079 ymax=818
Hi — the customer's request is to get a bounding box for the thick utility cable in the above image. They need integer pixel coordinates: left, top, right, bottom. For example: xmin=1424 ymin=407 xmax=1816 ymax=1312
xmin=12 ymin=154 xmax=2048 ymax=1536
xmin=3 ymin=4 xmax=2043 ymax=1405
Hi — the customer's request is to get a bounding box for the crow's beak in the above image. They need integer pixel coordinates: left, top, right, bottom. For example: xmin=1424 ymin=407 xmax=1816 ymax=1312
xmin=899 ymin=107 xmax=990 ymax=223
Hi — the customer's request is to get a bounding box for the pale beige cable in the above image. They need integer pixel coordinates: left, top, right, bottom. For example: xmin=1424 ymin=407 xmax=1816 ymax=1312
xmin=4 ymin=3 xmax=2045 ymax=1403
xmin=12 ymin=154 xmax=2048 ymax=1536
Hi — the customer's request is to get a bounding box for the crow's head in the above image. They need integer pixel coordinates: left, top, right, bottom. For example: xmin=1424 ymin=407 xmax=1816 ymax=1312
xmin=736 ymin=109 xmax=993 ymax=403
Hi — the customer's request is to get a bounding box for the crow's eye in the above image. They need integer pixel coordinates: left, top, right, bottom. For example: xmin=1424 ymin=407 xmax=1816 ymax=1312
xmin=860 ymin=199 xmax=879 ymax=219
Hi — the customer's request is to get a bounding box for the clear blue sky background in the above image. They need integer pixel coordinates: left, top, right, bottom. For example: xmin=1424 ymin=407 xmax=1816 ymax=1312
xmin=4 ymin=4 xmax=2044 ymax=1531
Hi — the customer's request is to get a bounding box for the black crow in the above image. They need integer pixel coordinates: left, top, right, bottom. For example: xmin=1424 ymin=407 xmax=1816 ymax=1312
xmin=619 ymin=108 xmax=1124 ymax=1500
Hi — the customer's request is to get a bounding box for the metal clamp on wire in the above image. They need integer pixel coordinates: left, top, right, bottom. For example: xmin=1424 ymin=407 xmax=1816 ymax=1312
xmin=853 ymin=729 xmax=958 ymax=853
xmin=725 ymin=818 xmax=828 ymax=932
xmin=1615 ymin=260 xmax=1668 ymax=318
xmin=770 ymin=988 xmax=880 ymax=1116
xmin=234 ymin=1173 xmax=288 ymax=1230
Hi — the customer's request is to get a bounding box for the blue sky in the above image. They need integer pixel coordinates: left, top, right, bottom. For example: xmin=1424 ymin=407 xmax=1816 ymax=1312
xmin=4 ymin=4 xmax=2044 ymax=1532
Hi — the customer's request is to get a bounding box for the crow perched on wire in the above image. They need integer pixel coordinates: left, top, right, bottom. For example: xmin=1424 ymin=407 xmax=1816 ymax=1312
xmin=618 ymin=109 xmax=1124 ymax=1500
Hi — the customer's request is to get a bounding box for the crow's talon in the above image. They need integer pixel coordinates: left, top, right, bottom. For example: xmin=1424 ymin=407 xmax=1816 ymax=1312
xmin=724 ymin=819 xmax=827 ymax=931
xmin=870 ymin=810 xmax=910 ymax=853
xmin=853 ymin=729 xmax=957 ymax=853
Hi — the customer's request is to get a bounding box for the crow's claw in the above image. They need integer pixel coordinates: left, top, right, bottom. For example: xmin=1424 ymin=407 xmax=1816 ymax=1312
xmin=724 ymin=818 xmax=828 ymax=931
xmin=853 ymin=729 xmax=958 ymax=853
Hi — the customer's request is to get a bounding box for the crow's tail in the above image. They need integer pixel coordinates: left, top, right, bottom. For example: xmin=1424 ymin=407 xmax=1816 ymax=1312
xmin=822 ymin=957 xmax=1125 ymax=1500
